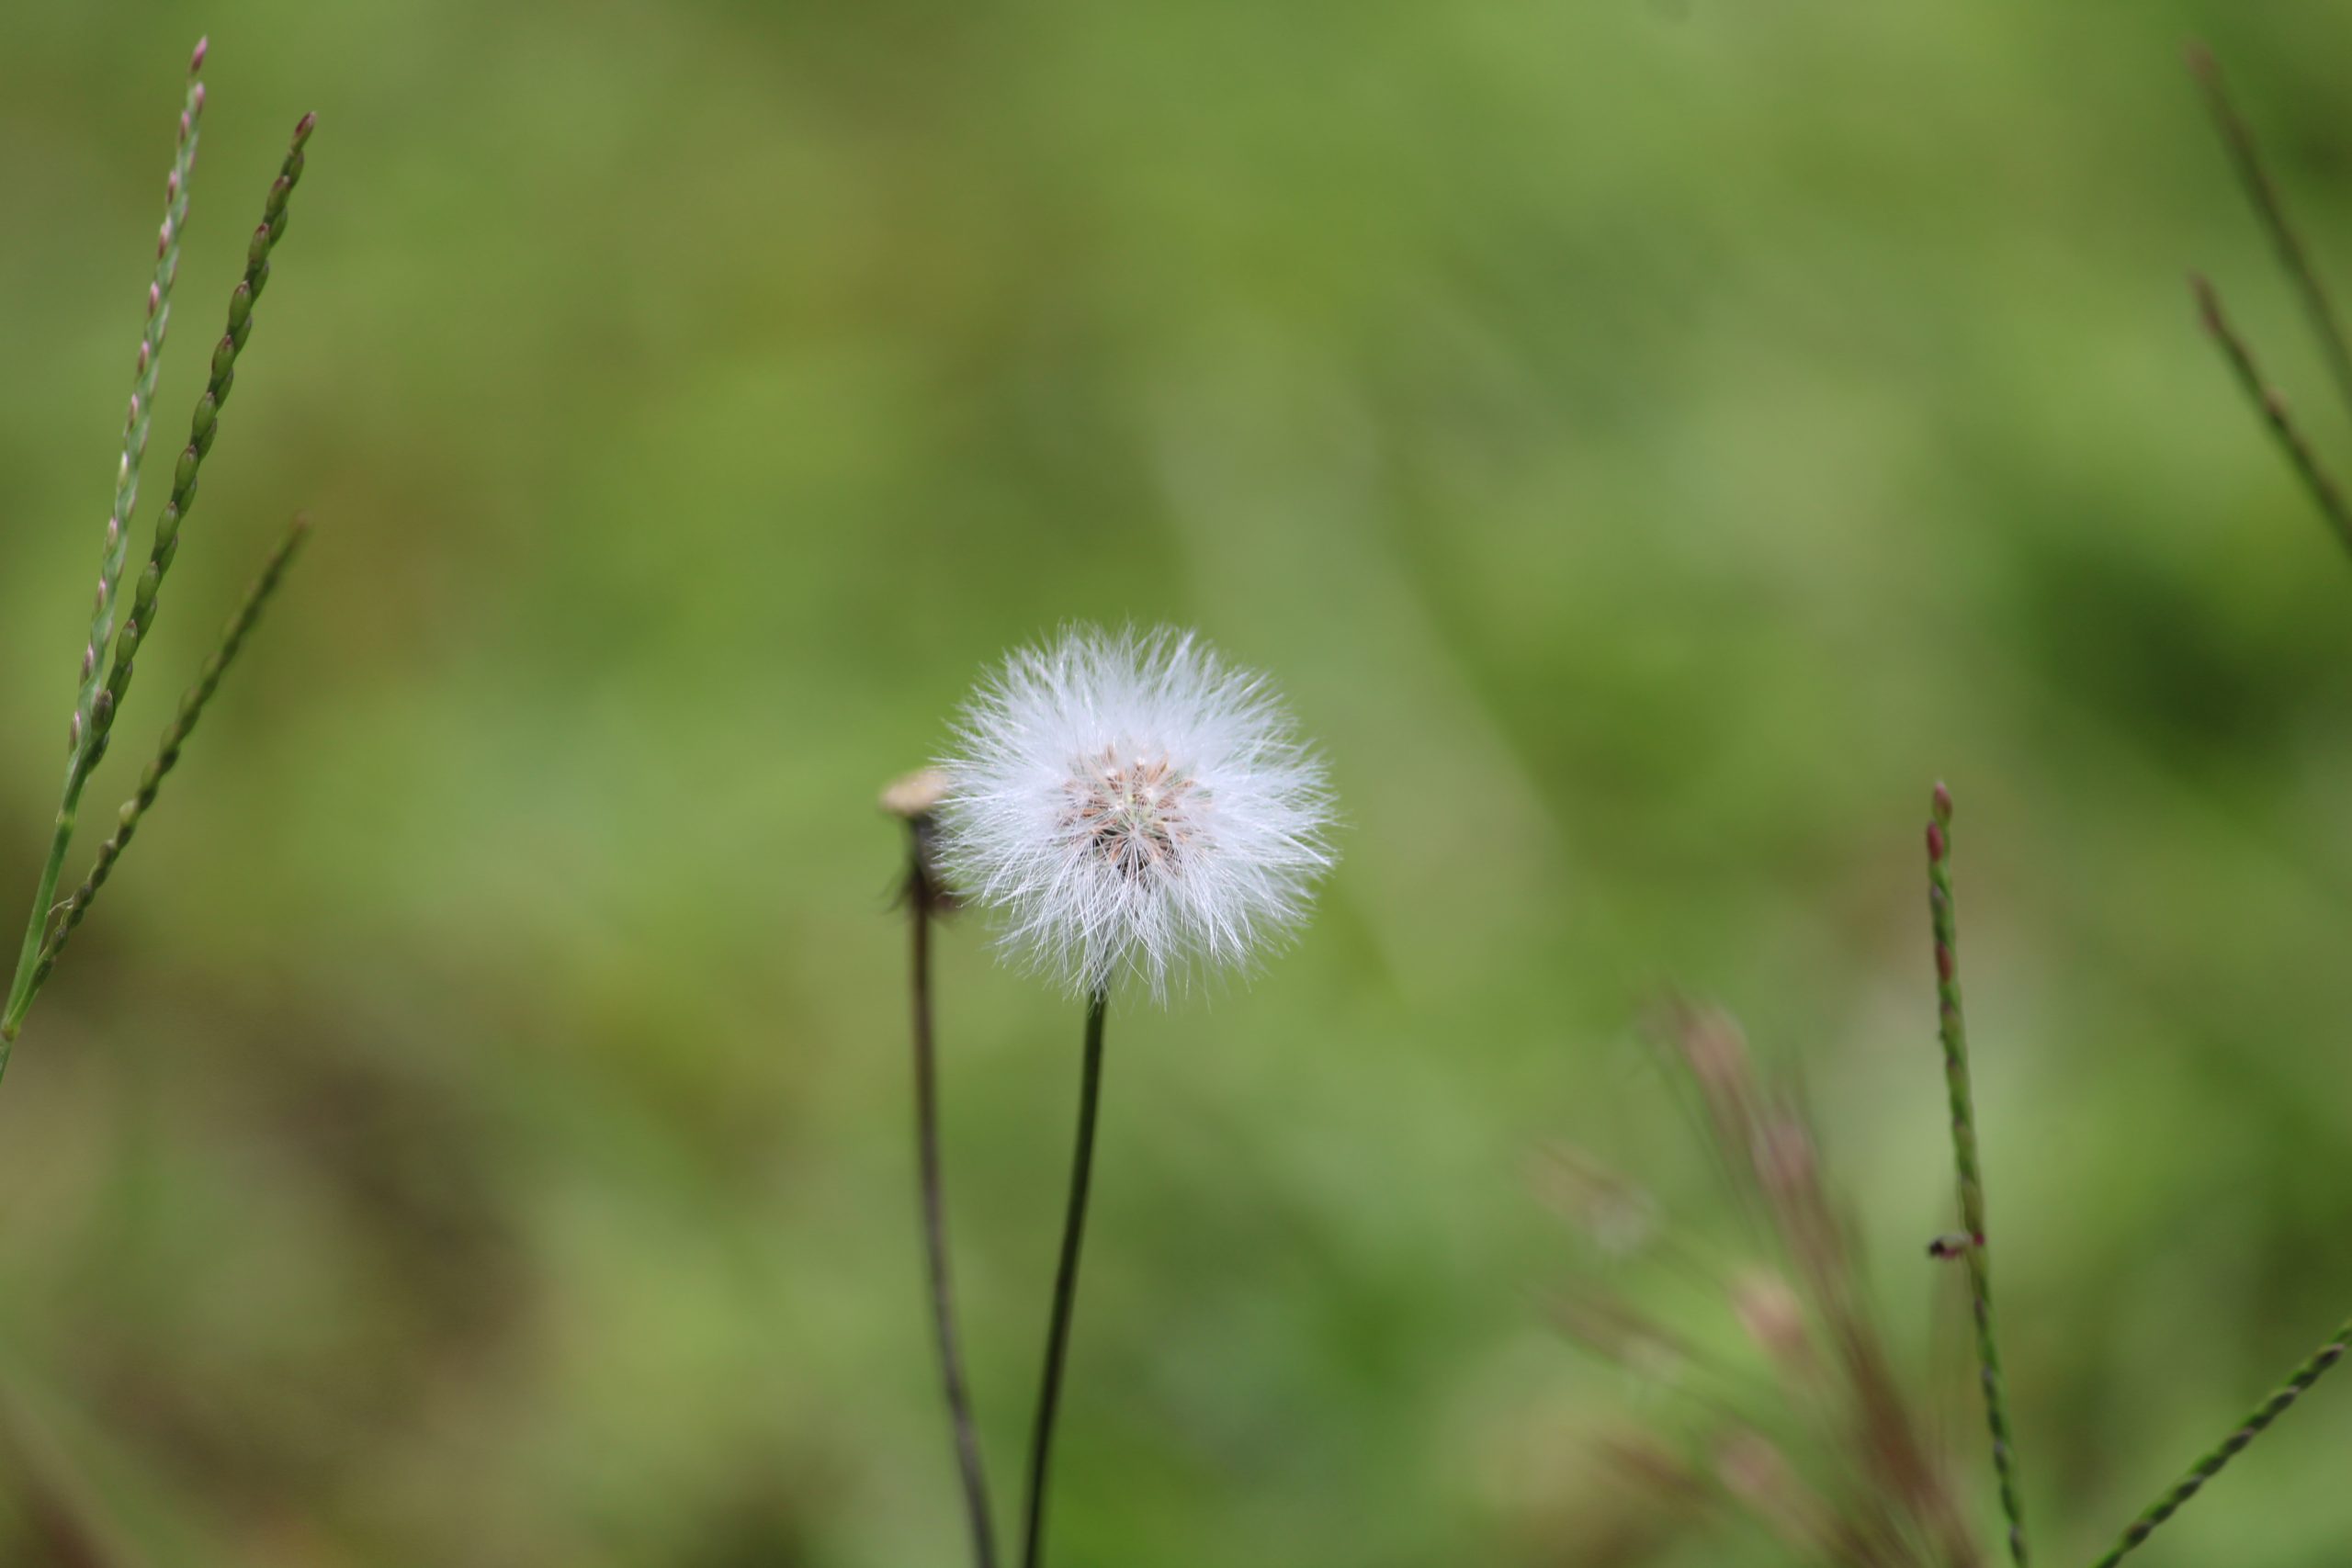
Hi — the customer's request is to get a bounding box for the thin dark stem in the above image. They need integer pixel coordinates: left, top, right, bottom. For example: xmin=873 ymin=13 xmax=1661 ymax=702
xmin=1926 ymin=784 xmax=2029 ymax=1568
xmin=2188 ymin=43 xmax=2352 ymax=431
xmin=1020 ymin=989 xmax=1108 ymax=1568
xmin=2191 ymin=273 xmax=2352 ymax=558
xmin=907 ymin=829 xmax=998 ymax=1568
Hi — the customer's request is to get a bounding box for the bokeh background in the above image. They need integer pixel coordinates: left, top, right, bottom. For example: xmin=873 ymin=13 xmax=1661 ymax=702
xmin=3 ymin=1 xmax=2351 ymax=1563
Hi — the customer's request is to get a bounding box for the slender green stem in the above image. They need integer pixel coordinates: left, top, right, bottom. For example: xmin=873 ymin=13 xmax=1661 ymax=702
xmin=2085 ymin=1316 xmax=2350 ymax=1568
xmin=94 ymin=110 xmax=315 ymax=751
xmin=1020 ymin=990 xmax=1108 ymax=1568
xmin=2 ymin=106 xmax=315 ymax=1051
xmin=75 ymin=47 xmax=208 ymax=784
xmin=906 ymin=822 xmax=1000 ymax=1568
xmin=3 ymin=46 xmax=208 ymax=1056
xmin=0 ymin=832 xmax=79 ymax=1064
xmin=2188 ymin=44 xmax=2352 ymax=433
xmin=1926 ymin=784 xmax=2028 ymax=1568
xmin=2191 ymin=274 xmax=2352 ymax=558
xmin=7 ymin=517 xmax=311 ymax=1035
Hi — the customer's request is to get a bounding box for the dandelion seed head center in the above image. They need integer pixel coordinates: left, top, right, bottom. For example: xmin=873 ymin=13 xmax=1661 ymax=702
xmin=1061 ymin=745 xmax=1201 ymax=879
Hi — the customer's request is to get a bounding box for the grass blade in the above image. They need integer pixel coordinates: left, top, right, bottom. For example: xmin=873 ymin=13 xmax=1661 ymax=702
xmin=2 ymin=103 xmax=318 ymax=1047
xmin=1 ymin=42 xmax=208 ymax=1049
xmin=2085 ymin=1316 xmax=2350 ymax=1567
xmin=74 ymin=40 xmax=207 ymax=782
xmin=93 ymin=108 xmax=317 ymax=753
xmin=2190 ymin=274 xmax=2352 ymax=558
xmin=2188 ymin=44 xmax=2352 ymax=434
xmin=12 ymin=516 xmax=312 ymax=1022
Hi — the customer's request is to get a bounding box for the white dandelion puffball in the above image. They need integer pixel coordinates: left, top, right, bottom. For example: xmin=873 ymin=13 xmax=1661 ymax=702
xmin=937 ymin=626 xmax=1336 ymax=999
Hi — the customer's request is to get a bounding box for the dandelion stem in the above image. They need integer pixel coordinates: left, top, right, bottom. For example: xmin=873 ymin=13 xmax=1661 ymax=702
xmin=905 ymin=820 xmax=1000 ymax=1568
xmin=1926 ymin=784 xmax=2028 ymax=1568
xmin=1020 ymin=990 xmax=1107 ymax=1568
xmin=2085 ymin=1314 xmax=2351 ymax=1568
xmin=2190 ymin=274 xmax=2352 ymax=558
xmin=2188 ymin=43 xmax=2352 ymax=432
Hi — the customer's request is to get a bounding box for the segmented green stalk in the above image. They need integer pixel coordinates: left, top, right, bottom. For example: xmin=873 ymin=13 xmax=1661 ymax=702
xmin=2191 ymin=274 xmax=2352 ymax=558
xmin=2086 ymin=1317 xmax=2350 ymax=1568
xmin=96 ymin=109 xmax=317 ymax=739
xmin=78 ymin=40 xmax=207 ymax=780
xmin=2188 ymin=44 xmax=2352 ymax=432
xmin=1926 ymin=784 xmax=2028 ymax=1568
xmin=23 ymin=517 xmax=311 ymax=1000
xmin=2 ymin=103 xmax=319 ymax=1048
xmin=1 ymin=43 xmax=208 ymax=1047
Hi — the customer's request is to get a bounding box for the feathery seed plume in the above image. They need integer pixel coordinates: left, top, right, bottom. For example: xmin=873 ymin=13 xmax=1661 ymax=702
xmin=936 ymin=626 xmax=1334 ymax=999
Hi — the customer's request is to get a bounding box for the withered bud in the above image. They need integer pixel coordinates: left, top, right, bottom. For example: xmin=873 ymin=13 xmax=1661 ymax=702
xmin=879 ymin=766 xmax=950 ymax=822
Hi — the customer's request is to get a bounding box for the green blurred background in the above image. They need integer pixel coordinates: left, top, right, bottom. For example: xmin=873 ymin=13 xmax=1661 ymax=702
xmin=3 ymin=1 xmax=2351 ymax=1562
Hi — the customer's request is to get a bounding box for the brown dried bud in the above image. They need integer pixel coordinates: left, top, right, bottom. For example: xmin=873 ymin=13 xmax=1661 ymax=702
xmin=879 ymin=767 xmax=950 ymax=821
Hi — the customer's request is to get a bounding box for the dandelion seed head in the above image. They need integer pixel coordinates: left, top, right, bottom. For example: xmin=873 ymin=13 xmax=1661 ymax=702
xmin=937 ymin=625 xmax=1335 ymax=1000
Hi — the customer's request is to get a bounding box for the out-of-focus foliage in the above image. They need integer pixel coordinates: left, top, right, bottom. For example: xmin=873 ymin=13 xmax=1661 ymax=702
xmin=1 ymin=1 xmax=2350 ymax=1563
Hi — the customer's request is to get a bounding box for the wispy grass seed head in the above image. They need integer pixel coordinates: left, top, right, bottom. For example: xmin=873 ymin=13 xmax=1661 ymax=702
xmin=937 ymin=626 xmax=1334 ymax=1000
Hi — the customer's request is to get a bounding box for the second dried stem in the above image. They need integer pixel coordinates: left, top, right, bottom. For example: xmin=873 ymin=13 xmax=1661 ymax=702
xmin=906 ymin=819 xmax=1000 ymax=1568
